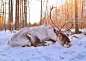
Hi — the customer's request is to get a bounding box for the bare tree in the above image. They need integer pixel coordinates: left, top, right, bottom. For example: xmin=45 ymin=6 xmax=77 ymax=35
xmin=24 ymin=0 xmax=27 ymax=27
xmin=75 ymin=0 xmax=79 ymax=34
xmin=0 ymin=0 xmax=4 ymax=30
xmin=40 ymin=0 xmax=42 ymax=25
xmin=8 ymin=0 xmax=13 ymax=30
xmin=15 ymin=0 xmax=19 ymax=30
xmin=28 ymin=0 xmax=30 ymax=26
xmin=21 ymin=0 xmax=24 ymax=28
xmin=4 ymin=0 xmax=6 ymax=31
xmin=81 ymin=0 xmax=83 ymax=29
xmin=19 ymin=0 xmax=22 ymax=29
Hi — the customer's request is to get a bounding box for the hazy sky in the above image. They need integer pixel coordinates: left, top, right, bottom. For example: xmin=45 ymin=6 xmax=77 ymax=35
xmin=28 ymin=0 xmax=64 ymax=24
xmin=0 ymin=0 xmax=65 ymax=24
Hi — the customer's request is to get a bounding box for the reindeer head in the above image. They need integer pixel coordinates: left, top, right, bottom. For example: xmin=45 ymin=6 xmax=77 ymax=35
xmin=49 ymin=6 xmax=73 ymax=48
xmin=54 ymin=28 xmax=71 ymax=48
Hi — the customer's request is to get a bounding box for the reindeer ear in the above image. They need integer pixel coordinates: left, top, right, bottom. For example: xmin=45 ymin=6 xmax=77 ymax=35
xmin=53 ymin=28 xmax=56 ymax=33
xmin=53 ymin=28 xmax=59 ymax=34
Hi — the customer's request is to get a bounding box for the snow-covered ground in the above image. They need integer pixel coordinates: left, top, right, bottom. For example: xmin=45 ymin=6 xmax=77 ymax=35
xmin=0 ymin=30 xmax=86 ymax=61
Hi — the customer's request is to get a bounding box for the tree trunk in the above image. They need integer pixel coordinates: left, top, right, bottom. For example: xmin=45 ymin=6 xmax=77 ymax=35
xmin=22 ymin=0 xmax=24 ymax=28
xmin=28 ymin=0 xmax=30 ymax=26
xmin=9 ymin=0 xmax=13 ymax=30
xmin=40 ymin=0 xmax=42 ymax=25
xmin=9 ymin=0 xmax=10 ymax=30
xmin=5 ymin=0 xmax=6 ymax=31
xmin=15 ymin=0 xmax=19 ymax=30
xmin=75 ymin=0 xmax=79 ymax=34
xmin=24 ymin=0 xmax=27 ymax=27
xmin=20 ymin=0 xmax=22 ymax=29
xmin=11 ymin=0 xmax=13 ymax=30
xmin=81 ymin=1 xmax=83 ymax=29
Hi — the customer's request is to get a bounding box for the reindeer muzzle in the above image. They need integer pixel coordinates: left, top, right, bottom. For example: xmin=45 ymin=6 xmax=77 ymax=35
xmin=64 ymin=43 xmax=72 ymax=48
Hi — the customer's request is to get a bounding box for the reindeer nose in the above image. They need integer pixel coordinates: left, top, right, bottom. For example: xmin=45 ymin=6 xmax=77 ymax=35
xmin=64 ymin=43 xmax=72 ymax=48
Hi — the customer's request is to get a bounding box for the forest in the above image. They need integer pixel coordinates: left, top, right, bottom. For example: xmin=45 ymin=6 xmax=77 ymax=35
xmin=0 ymin=0 xmax=86 ymax=61
xmin=0 ymin=0 xmax=86 ymax=34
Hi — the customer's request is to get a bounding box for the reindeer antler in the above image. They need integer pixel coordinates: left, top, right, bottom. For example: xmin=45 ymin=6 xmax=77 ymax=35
xmin=50 ymin=5 xmax=73 ymax=32
xmin=50 ymin=5 xmax=61 ymax=31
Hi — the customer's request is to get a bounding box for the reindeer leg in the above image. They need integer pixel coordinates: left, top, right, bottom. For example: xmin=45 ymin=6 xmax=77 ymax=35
xmin=33 ymin=42 xmax=47 ymax=47
xmin=48 ymin=39 xmax=56 ymax=43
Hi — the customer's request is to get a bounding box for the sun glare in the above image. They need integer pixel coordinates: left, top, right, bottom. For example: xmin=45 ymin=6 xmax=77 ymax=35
xmin=4 ymin=0 xmax=65 ymax=24
xmin=28 ymin=0 xmax=65 ymax=24
xmin=28 ymin=0 xmax=41 ymax=24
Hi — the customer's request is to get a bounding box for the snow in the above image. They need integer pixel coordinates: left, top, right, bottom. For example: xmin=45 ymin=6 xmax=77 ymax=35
xmin=0 ymin=29 xmax=86 ymax=61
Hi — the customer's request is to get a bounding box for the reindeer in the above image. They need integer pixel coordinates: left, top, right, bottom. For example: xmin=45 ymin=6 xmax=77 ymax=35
xmin=7 ymin=5 xmax=73 ymax=48
xmin=49 ymin=5 xmax=73 ymax=47
xmin=7 ymin=24 xmax=72 ymax=48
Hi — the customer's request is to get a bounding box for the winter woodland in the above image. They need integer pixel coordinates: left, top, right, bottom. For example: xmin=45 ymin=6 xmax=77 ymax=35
xmin=0 ymin=0 xmax=86 ymax=61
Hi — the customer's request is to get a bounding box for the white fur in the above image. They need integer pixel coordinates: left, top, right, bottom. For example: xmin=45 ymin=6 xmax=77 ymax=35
xmin=7 ymin=25 xmax=58 ymax=46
